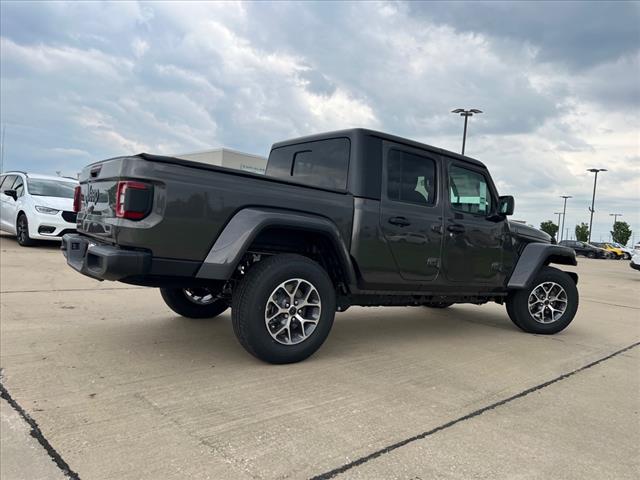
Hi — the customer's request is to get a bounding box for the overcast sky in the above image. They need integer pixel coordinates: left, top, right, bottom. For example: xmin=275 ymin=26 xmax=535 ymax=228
xmin=1 ymin=1 xmax=639 ymax=242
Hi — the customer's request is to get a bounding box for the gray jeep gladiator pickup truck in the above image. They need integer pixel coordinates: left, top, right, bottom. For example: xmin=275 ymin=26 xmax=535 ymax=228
xmin=62 ymin=128 xmax=579 ymax=363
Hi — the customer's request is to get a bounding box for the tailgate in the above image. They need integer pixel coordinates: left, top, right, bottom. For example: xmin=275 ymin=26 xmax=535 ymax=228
xmin=78 ymin=156 xmax=150 ymax=244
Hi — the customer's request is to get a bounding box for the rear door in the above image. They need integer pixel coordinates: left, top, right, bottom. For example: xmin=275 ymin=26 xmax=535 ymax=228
xmin=442 ymin=161 xmax=506 ymax=285
xmin=379 ymin=142 xmax=443 ymax=282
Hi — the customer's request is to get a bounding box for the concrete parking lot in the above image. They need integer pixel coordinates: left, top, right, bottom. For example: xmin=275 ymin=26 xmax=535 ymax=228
xmin=1 ymin=232 xmax=638 ymax=480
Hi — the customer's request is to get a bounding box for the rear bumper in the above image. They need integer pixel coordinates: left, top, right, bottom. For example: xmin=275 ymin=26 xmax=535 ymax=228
xmin=61 ymin=233 xmax=151 ymax=281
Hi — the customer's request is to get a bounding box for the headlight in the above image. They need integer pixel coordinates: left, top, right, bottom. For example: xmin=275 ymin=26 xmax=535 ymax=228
xmin=35 ymin=206 xmax=60 ymax=215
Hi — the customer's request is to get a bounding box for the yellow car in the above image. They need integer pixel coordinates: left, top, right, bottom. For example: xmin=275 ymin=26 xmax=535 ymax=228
xmin=591 ymin=242 xmax=625 ymax=259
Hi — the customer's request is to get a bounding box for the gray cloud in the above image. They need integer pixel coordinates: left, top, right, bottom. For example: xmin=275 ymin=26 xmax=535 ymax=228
xmin=0 ymin=0 xmax=638 ymax=241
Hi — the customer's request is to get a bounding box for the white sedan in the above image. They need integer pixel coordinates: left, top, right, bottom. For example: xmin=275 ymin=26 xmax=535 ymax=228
xmin=0 ymin=172 xmax=78 ymax=246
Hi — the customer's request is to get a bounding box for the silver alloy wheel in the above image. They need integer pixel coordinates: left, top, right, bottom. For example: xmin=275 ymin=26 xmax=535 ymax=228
xmin=265 ymin=278 xmax=321 ymax=345
xmin=527 ymin=281 xmax=568 ymax=324
xmin=183 ymin=288 xmax=217 ymax=305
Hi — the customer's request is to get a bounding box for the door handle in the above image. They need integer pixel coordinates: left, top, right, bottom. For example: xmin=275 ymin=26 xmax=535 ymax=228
xmin=447 ymin=224 xmax=466 ymax=234
xmin=389 ymin=216 xmax=411 ymax=227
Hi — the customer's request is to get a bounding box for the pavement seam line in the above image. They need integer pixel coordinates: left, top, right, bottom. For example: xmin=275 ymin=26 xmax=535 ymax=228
xmin=0 ymin=287 xmax=145 ymax=294
xmin=310 ymin=341 xmax=640 ymax=480
xmin=0 ymin=370 xmax=81 ymax=480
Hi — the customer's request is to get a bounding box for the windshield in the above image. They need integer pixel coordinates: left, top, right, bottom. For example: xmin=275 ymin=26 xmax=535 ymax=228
xmin=27 ymin=179 xmax=76 ymax=198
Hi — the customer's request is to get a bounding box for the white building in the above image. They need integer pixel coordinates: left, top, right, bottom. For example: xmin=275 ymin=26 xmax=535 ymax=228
xmin=175 ymin=148 xmax=267 ymax=175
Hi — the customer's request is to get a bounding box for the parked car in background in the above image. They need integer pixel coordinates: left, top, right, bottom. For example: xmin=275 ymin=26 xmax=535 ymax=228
xmin=0 ymin=172 xmax=78 ymax=246
xmin=559 ymin=240 xmax=609 ymax=259
xmin=634 ymin=243 xmax=640 ymax=254
xmin=631 ymin=254 xmax=640 ymax=271
xmin=610 ymin=242 xmax=634 ymax=260
xmin=591 ymin=242 xmax=625 ymax=259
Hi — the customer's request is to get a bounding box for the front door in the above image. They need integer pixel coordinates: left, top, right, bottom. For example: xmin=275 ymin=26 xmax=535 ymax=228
xmin=0 ymin=174 xmax=18 ymax=232
xmin=380 ymin=143 xmax=444 ymax=282
xmin=442 ymin=162 xmax=506 ymax=285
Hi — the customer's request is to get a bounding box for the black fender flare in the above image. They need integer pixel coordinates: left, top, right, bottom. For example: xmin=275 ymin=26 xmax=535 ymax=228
xmin=507 ymin=243 xmax=578 ymax=290
xmin=196 ymin=207 xmax=357 ymax=287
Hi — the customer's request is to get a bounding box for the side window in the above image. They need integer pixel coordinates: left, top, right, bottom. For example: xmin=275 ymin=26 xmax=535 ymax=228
xmin=12 ymin=177 xmax=24 ymax=197
xmin=266 ymin=138 xmax=350 ymax=190
xmin=387 ymin=149 xmax=436 ymax=206
xmin=449 ymin=165 xmax=492 ymax=214
xmin=1 ymin=175 xmax=17 ymax=194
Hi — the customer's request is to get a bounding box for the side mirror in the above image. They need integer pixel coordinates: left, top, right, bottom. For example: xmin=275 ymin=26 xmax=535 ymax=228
xmin=498 ymin=195 xmax=514 ymax=216
xmin=3 ymin=189 xmax=17 ymax=201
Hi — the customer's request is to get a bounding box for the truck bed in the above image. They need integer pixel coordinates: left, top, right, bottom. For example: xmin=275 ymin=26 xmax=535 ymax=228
xmin=76 ymin=154 xmax=354 ymax=263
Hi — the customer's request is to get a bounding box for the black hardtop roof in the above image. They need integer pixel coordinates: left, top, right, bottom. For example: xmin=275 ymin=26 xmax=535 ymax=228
xmin=270 ymin=128 xmax=486 ymax=168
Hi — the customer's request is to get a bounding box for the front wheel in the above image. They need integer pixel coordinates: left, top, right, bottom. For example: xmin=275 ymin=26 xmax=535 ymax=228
xmin=16 ymin=214 xmax=36 ymax=247
xmin=506 ymin=266 xmax=579 ymax=334
xmin=160 ymin=287 xmax=228 ymax=319
xmin=232 ymin=254 xmax=336 ymax=364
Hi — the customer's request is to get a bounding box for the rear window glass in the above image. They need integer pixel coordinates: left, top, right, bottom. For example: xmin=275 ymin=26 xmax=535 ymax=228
xmin=266 ymin=138 xmax=350 ymax=190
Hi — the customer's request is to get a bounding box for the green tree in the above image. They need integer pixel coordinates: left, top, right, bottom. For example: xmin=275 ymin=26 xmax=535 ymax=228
xmin=540 ymin=220 xmax=559 ymax=239
xmin=611 ymin=221 xmax=632 ymax=245
xmin=575 ymin=222 xmax=589 ymax=242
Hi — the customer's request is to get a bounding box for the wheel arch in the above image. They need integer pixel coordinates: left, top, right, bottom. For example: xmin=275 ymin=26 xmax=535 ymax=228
xmin=507 ymin=243 xmax=578 ymax=290
xmin=196 ymin=207 xmax=358 ymax=291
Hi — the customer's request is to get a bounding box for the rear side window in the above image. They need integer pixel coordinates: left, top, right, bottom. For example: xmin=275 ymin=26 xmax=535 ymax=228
xmin=387 ymin=149 xmax=436 ymax=206
xmin=449 ymin=165 xmax=492 ymax=214
xmin=266 ymin=138 xmax=350 ymax=190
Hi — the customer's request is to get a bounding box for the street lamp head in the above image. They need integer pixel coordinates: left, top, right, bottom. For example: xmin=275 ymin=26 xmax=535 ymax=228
xmin=587 ymin=168 xmax=607 ymax=173
xmin=561 ymin=195 xmax=573 ymax=199
xmin=451 ymin=108 xmax=483 ymax=116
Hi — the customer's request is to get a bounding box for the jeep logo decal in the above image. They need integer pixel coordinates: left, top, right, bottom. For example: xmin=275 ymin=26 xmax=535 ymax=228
xmin=87 ymin=185 xmax=100 ymax=204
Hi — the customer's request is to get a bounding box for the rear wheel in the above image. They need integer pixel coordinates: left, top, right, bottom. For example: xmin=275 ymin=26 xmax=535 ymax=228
xmin=506 ymin=266 xmax=578 ymax=334
xmin=232 ymin=254 xmax=336 ymax=364
xmin=586 ymin=251 xmax=595 ymax=259
xmin=160 ymin=287 xmax=228 ymax=319
xmin=16 ymin=214 xmax=36 ymax=247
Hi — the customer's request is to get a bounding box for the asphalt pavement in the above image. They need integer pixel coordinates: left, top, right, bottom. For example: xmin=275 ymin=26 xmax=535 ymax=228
xmin=1 ymin=232 xmax=638 ymax=479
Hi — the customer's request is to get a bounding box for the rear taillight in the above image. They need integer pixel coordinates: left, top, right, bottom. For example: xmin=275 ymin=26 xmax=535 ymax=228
xmin=115 ymin=181 xmax=152 ymax=220
xmin=73 ymin=185 xmax=81 ymax=212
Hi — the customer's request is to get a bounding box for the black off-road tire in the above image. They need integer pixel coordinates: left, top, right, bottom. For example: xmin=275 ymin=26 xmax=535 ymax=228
xmin=160 ymin=288 xmax=228 ymax=319
xmin=231 ymin=254 xmax=336 ymax=364
xmin=586 ymin=251 xmax=595 ymax=259
xmin=506 ymin=266 xmax=579 ymax=334
xmin=16 ymin=213 xmax=36 ymax=247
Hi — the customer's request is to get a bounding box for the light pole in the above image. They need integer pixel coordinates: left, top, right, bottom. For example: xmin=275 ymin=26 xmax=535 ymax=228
xmin=610 ymin=213 xmax=622 ymax=241
xmin=587 ymin=168 xmax=607 ymax=243
xmin=610 ymin=213 xmax=622 ymax=225
xmin=560 ymin=195 xmax=572 ymax=241
xmin=451 ymin=108 xmax=482 ymax=155
xmin=554 ymin=212 xmax=563 ymax=240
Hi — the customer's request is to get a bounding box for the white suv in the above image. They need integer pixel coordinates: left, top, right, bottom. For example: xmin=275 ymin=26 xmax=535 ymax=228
xmin=0 ymin=171 xmax=78 ymax=246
